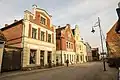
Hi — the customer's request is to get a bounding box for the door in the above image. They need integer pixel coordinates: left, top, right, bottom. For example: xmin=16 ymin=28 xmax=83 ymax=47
xmin=40 ymin=51 xmax=44 ymax=67
xmin=48 ymin=51 xmax=52 ymax=63
xmin=1 ymin=49 xmax=21 ymax=72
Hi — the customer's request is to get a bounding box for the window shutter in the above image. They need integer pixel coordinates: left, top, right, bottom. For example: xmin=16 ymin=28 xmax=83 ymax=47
xmin=38 ymin=28 xmax=40 ymax=40
xmin=28 ymin=24 xmax=32 ymax=38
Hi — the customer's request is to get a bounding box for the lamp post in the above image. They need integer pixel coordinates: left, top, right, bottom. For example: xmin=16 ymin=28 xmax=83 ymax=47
xmin=91 ymin=17 xmax=106 ymax=71
xmin=116 ymin=2 xmax=120 ymax=34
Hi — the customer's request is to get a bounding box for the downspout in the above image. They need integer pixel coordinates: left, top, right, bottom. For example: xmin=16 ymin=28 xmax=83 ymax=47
xmin=21 ymin=20 xmax=25 ymax=68
xmin=60 ymin=36 xmax=62 ymax=65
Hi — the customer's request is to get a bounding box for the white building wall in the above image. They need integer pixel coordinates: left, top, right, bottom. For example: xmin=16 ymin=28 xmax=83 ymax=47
xmin=56 ymin=50 xmax=76 ymax=65
xmin=22 ymin=20 xmax=56 ymax=68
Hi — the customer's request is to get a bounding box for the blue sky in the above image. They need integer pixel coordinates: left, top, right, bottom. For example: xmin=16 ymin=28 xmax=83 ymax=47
xmin=0 ymin=0 xmax=119 ymax=51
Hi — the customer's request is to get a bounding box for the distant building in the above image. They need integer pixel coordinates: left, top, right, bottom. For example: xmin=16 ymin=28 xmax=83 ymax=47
xmin=85 ymin=42 xmax=92 ymax=61
xmin=72 ymin=25 xmax=87 ymax=63
xmin=72 ymin=25 xmax=84 ymax=63
xmin=92 ymin=48 xmax=99 ymax=61
xmin=56 ymin=24 xmax=76 ymax=65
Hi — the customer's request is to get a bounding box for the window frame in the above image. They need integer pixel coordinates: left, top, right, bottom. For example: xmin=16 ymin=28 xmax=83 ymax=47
xmin=32 ymin=28 xmax=37 ymax=39
xmin=30 ymin=49 xmax=36 ymax=64
xmin=40 ymin=16 xmax=46 ymax=25
xmin=48 ymin=34 xmax=51 ymax=43
xmin=66 ymin=42 xmax=68 ymax=48
xmin=41 ymin=31 xmax=45 ymax=41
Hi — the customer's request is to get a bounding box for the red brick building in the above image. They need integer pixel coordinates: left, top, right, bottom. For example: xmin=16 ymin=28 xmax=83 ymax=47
xmin=56 ymin=24 xmax=76 ymax=65
xmin=106 ymin=21 xmax=120 ymax=58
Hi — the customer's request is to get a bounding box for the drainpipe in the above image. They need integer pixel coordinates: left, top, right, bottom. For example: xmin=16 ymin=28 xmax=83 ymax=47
xmin=60 ymin=36 xmax=62 ymax=65
xmin=21 ymin=20 xmax=25 ymax=68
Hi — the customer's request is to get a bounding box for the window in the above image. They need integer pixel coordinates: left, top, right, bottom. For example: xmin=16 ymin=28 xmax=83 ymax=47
xmin=40 ymin=17 xmax=46 ymax=25
xmin=71 ymin=44 xmax=73 ymax=49
xmin=80 ymin=45 xmax=81 ymax=50
xmin=41 ymin=31 xmax=45 ymax=41
xmin=69 ymin=43 xmax=70 ymax=48
xmin=64 ymin=54 xmax=66 ymax=62
xmin=76 ymin=36 xmax=78 ymax=40
xmin=72 ymin=55 xmax=73 ymax=61
xmin=32 ymin=28 xmax=37 ymax=39
xmin=40 ymin=51 xmax=44 ymax=66
xmin=30 ymin=49 xmax=36 ymax=64
xmin=66 ymin=42 xmax=68 ymax=48
xmin=48 ymin=34 xmax=51 ymax=43
xmin=70 ymin=55 xmax=71 ymax=62
xmin=67 ymin=54 xmax=69 ymax=59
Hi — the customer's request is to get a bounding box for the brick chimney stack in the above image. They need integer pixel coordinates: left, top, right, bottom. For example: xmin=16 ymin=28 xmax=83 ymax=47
xmin=5 ymin=24 xmax=8 ymax=27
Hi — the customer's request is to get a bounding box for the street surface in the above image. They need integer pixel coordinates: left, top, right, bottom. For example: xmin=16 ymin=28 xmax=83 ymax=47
xmin=0 ymin=62 xmax=117 ymax=80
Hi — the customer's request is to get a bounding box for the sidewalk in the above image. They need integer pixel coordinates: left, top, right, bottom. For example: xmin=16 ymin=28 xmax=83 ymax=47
xmin=0 ymin=66 xmax=65 ymax=79
xmin=97 ymin=62 xmax=118 ymax=80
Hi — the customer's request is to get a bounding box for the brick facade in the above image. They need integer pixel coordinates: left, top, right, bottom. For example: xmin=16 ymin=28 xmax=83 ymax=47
xmin=1 ymin=20 xmax=23 ymax=48
xmin=25 ymin=9 xmax=53 ymax=32
xmin=56 ymin=24 xmax=75 ymax=51
xmin=106 ymin=21 xmax=120 ymax=57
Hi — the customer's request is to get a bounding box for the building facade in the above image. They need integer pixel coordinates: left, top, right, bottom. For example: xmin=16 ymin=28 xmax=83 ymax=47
xmin=82 ymin=42 xmax=87 ymax=62
xmin=72 ymin=25 xmax=85 ymax=63
xmin=56 ymin=24 xmax=76 ymax=65
xmin=85 ymin=42 xmax=92 ymax=61
xmin=1 ymin=6 xmax=56 ymax=69
xmin=106 ymin=21 xmax=120 ymax=58
xmin=92 ymin=48 xmax=99 ymax=61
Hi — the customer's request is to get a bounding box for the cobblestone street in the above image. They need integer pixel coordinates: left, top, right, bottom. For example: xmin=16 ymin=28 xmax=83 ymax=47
xmin=0 ymin=62 xmax=117 ymax=80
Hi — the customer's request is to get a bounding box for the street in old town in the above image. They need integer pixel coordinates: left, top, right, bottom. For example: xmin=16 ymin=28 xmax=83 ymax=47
xmin=0 ymin=0 xmax=120 ymax=80
xmin=0 ymin=62 xmax=117 ymax=80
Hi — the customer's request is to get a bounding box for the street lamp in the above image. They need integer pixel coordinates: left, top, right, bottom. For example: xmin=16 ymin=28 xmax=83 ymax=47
xmin=91 ymin=17 xmax=106 ymax=71
xmin=116 ymin=2 xmax=120 ymax=34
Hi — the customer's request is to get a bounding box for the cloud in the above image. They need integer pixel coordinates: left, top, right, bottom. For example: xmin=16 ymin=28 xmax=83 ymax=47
xmin=0 ymin=0 xmax=119 ymax=49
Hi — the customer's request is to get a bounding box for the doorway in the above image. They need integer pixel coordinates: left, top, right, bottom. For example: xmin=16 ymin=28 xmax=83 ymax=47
xmin=40 ymin=51 xmax=44 ymax=67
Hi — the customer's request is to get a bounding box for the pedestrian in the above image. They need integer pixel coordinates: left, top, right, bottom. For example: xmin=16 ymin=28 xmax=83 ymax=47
xmin=66 ymin=59 xmax=69 ymax=67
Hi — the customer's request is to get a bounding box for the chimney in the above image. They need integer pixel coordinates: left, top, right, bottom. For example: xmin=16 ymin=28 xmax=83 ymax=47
xmin=32 ymin=4 xmax=37 ymax=19
xmin=58 ymin=26 xmax=60 ymax=28
xmin=66 ymin=24 xmax=70 ymax=27
xmin=5 ymin=24 xmax=8 ymax=27
xmin=32 ymin=4 xmax=37 ymax=14
xmin=14 ymin=19 xmax=18 ymax=22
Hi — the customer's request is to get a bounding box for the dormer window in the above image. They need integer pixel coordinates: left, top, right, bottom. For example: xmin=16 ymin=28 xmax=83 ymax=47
xmin=40 ymin=16 xmax=46 ymax=25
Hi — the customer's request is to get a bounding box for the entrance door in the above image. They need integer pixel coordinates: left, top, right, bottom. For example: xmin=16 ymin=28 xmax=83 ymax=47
xmin=40 ymin=51 xmax=44 ymax=67
xmin=48 ymin=51 xmax=52 ymax=63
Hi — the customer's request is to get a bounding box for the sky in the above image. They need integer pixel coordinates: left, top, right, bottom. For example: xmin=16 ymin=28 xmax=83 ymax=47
xmin=0 ymin=0 xmax=119 ymax=52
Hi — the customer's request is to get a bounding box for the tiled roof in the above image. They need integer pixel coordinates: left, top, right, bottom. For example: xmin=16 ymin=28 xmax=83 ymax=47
xmin=1 ymin=19 xmax=23 ymax=31
xmin=56 ymin=26 xmax=66 ymax=31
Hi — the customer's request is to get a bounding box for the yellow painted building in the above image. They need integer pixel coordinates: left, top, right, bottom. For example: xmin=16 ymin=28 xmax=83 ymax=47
xmin=72 ymin=25 xmax=87 ymax=63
